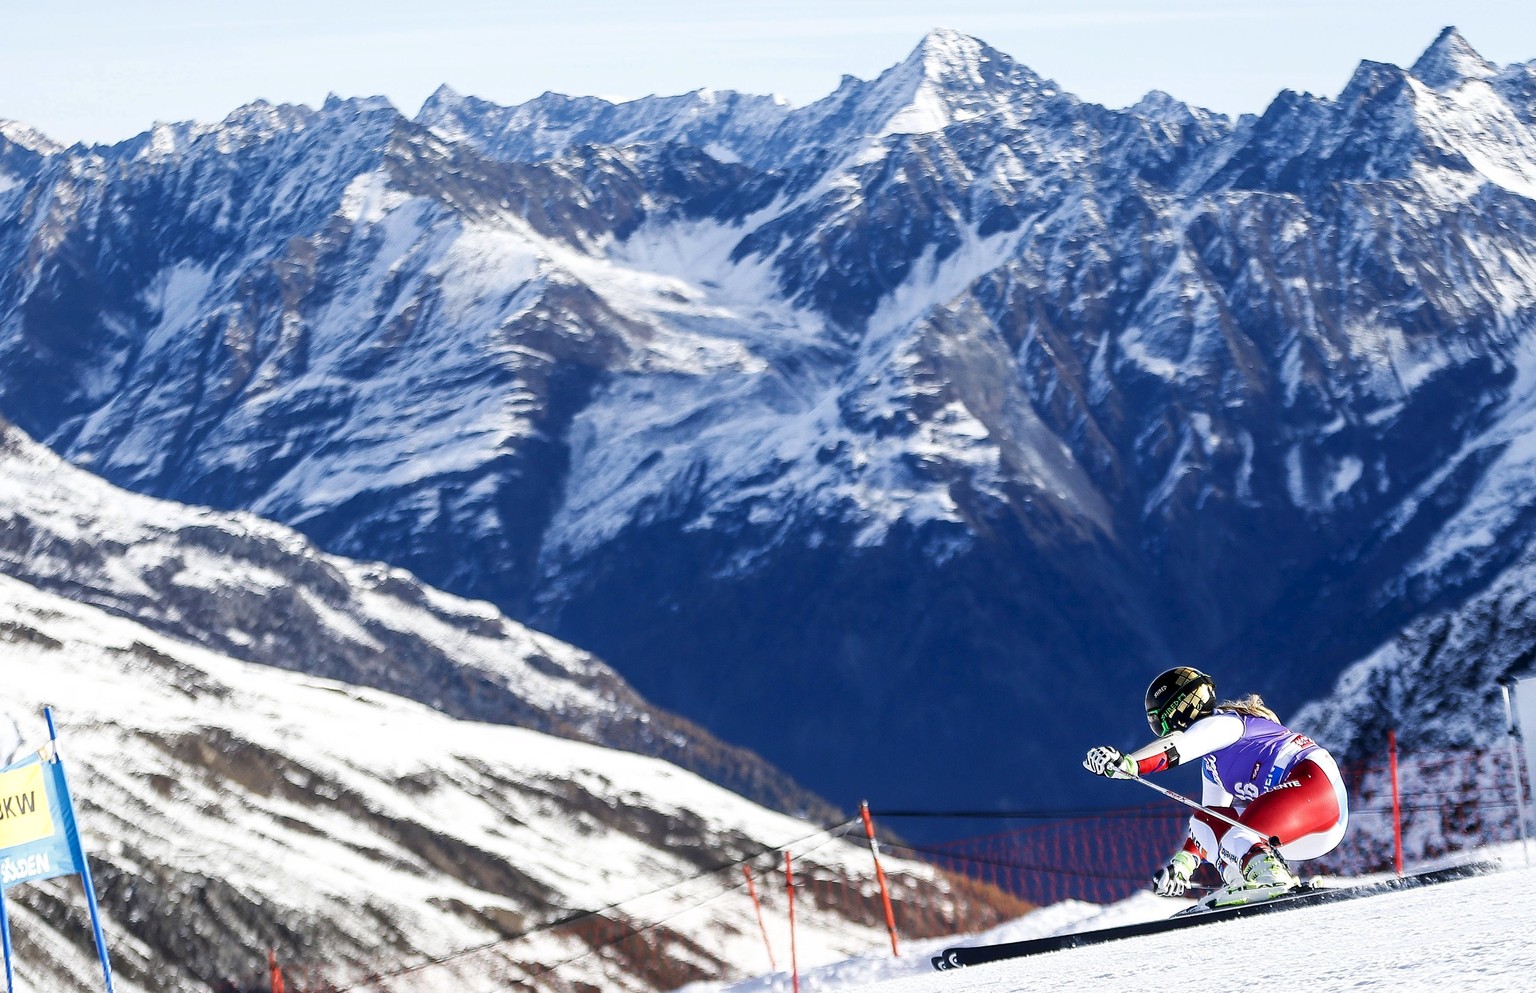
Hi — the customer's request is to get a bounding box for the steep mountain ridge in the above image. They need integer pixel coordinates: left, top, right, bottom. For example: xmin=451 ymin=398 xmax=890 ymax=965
xmin=0 ymin=415 xmax=825 ymax=817
xmin=3 ymin=28 xmax=1536 ymax=812
xmin=418 ymin=84 xmax=793 ymax=169
xmin=1295 ymin=339 xmax=1536 ymax=757
xmin=1412 ymin=26 xmax=1500 ymax=91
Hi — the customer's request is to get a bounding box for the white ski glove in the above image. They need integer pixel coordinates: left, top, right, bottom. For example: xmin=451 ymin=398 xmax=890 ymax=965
xmin=1083 ymin=745 xmax=1136 ymax=779
xmin=1151 ymin=850 xmax=1199 ymax=897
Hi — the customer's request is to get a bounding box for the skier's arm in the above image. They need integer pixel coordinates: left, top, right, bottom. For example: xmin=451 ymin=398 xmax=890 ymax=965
xmin=1125 ymin=713 xmax=1244 ymax=775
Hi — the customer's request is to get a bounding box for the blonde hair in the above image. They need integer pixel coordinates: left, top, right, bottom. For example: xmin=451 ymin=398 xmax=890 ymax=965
xmin=1216 ymin=694 xmax=1279 ymax=722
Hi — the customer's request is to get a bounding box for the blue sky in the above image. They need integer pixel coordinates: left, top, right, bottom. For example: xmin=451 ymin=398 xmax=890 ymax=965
xmin=5 ymin=1 xmax=1536 ymax=146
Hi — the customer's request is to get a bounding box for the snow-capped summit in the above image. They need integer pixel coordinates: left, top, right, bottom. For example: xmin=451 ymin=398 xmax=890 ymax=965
xmin=1127 ymin=89 xmax=1199 ymax=123
xmin=808 ymin=28 xmax=1052 ymax=139
xmin=320 ymin=91 xmax=398 ymax=116
xmin=0 ymin=119 xmax=61 ymax=155
xmin=906 ymin=27 xmax=1000 ymax=89
xmin=1411 ymin=25 xmax=1499 ymax=90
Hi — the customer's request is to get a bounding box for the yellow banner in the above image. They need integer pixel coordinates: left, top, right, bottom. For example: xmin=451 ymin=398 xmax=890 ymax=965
xmin=0 ymin=762 xmax=55 ymax=850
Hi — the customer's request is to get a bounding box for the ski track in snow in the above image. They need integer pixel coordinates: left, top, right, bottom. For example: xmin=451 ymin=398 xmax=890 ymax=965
xmin=681 ymin=848 xmax=1536 ymax=993
xmin=687 ymin=848 xmax=1535 ymax=993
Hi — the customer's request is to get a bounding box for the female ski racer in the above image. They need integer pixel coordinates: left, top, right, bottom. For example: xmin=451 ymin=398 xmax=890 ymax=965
xmin=1083 ymin=666 xmax=1349 ymax=897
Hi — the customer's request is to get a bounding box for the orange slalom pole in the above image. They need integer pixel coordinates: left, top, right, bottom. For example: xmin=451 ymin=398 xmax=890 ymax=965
xmin=742 ymin=865 xmax=777 ymax=971
xmin=268 ymin=949 xmax=286 ymax=993
xmin=785 ymin=852 xmax=800 ymax=993
xmin=1389 ymin=730 xmax=1404 ymax=875
xmin=860 ymin=801 xmax=901 ymax=957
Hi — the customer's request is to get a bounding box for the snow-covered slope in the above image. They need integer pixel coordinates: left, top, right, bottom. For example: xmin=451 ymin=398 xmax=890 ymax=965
xmin=4 ymin=27 xmax=1536 ymax=816
xmin=821 ymin=851 xmax=1534 ymax=993
xmin=1 ymin=575 xmax=1004 ymax=992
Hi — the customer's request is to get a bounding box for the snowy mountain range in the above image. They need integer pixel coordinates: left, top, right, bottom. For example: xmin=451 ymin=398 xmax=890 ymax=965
xmin=4 ymin=25 xmax=1536 ymax=819
xmin=1 ymin=417 xmax=1015 ymax=991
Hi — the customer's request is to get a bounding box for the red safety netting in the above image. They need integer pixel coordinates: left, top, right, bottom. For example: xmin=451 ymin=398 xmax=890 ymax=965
xmin=885 ymin=744 xmax=1532 ymax=909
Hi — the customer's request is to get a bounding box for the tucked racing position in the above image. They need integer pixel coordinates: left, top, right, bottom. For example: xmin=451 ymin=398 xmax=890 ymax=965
xmin=1083 ymin=666 xmax=1349 ymax=901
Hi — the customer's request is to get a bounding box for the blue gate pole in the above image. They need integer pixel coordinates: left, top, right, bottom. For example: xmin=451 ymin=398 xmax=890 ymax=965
xmin=1 ymin=887 xmax=15 ymax=993
xmin=44 ymin=709 xmax=116 ymax=993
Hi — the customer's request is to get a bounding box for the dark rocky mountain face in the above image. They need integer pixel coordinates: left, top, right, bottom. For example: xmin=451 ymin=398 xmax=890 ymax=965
xmin=3 ymin=28 xmax=1536 ymax=813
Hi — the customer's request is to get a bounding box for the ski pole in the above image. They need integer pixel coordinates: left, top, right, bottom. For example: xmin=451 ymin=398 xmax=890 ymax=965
xmin=1127 ymin=773 xmax=1282 ymax=853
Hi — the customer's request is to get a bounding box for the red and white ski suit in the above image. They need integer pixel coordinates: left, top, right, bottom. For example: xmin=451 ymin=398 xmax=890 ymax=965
xmin=1128 ymin=710 xmax=1349 ymax=874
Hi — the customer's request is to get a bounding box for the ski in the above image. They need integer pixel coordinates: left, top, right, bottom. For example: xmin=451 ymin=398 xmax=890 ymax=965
xmin=1171 ymin=879 xmax=1327 ymax=916
xmin=930 ymin=860 xmax=1497 ymax=971
xmin=1174 ymin=879 xmax=1312 ymax=915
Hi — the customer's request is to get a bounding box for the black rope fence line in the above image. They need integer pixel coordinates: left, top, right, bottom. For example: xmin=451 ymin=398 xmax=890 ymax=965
xmin=881 ymin=842 xmax=1154 ymax=884
xmin=870 ymin=807 xmax=1186 ymax=819
xmin=508 ymin=879 xmax=758 ymax=991
xmin=496 ymin=819 xmax=867 ymax=991
xmin=328 ymin=817 xmax=863 ymax=991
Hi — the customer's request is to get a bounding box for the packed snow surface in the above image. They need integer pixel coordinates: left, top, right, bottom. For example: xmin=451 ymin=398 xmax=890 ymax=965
xmin=693 ymin=848 xmax=1536 ymax=993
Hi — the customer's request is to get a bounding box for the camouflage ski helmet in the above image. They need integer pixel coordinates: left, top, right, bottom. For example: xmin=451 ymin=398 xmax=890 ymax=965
xmin=1145 ymin=667 xmax=1216 ymax=736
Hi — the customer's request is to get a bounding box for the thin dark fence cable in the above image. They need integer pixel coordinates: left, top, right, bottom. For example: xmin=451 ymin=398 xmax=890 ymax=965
xmin=327 ymin=817 xmax=860 ymax=991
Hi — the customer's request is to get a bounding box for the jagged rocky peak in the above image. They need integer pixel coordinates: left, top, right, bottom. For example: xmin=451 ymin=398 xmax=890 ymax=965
xmin=319 ymin=91 xmax=401 ymax=121
xmin=833 ymin=27 xmax=1050 ymax=137
xmin=1129 ymin=89 xmax=1187 ymax=118
xmin=113 ymin=94 xmax=405 ymax=165
xmin=1411 ymin=26 xmax=1499 ymax=90
xmin=901 ymin=27 xmax=1044 ymax=92
xmin=907 ymin=27 xmax=994 ymax=83
xmin=418 ymin=82 xmax=585 ymax=123
xmin=215 ymin=99 xmax=321 ymax=138
xmin=1127 ymin=88 xmax=1222 ymax=126
xmin=419 ymin=81 xmax=468 ymax=115
xmin=1338 ymin=58 xmax=1413 ymax=107
xmin=0 ymin=120 xmax=61 ymax=156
